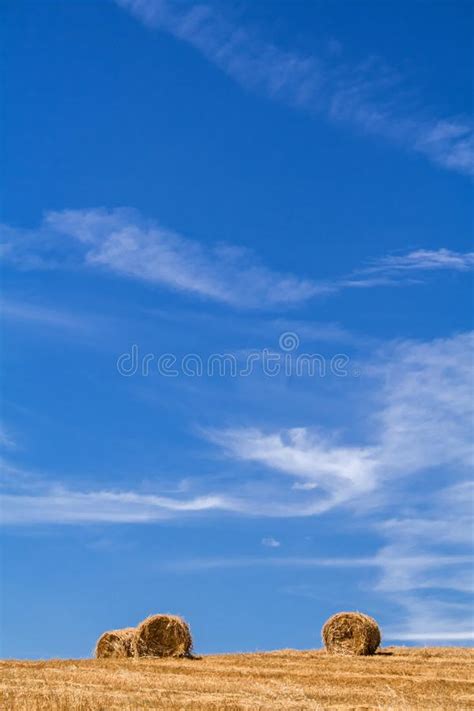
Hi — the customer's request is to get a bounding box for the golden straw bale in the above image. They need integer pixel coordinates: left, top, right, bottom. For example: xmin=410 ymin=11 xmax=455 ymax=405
xmin=95 ymin=627 xmax=136 ymax=659
xmin=322 ymin=611 xmax=381 ymax=656
xmin=132 ymin=614 xmax=192 ymax=658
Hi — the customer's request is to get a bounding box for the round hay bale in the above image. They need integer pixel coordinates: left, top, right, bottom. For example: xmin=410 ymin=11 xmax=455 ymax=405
xmin=322 ymin=612 xmax=381 ymax=656
xmin=132 ymin=614 xmax=192 ymax=658
xmin=95 ymin=627 xmax=136 ymax=659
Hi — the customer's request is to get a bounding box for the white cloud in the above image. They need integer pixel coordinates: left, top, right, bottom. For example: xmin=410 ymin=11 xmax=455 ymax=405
xmin=2 ymin=319 xmax=471 ymax=643
xmin=162 ymin=556 xmax=372 ymax=572
xmin=375 ymin=544 xmax=474 ymax=595
xmin=117 ymin=0 xmax=474 ymax=175
xmin=205 ymin=332 xmax=473 ymax=512
xmin=374 ymin=332 xmax=473 ymax=478
xmin=2 ymin=211 xmax=471 ymax=307
xmin=0 ymin=487 xmax=234 ymax=524
xmin=378 ymin=482 xmax=474 ymax=551
xmin=0 ymin=426 xmax=16 ymax=450
xmin=2 ymin=208 xmax=323 ymax=309
xmin=0 ymin=480 xmax=354 ymax=522
xmin=207 ymin=426 xmax=378 ymax=509
xmin=2 ymin=331 xmax=472 ymax=524
xmin=347 ymin=249 xmax=474 ymax=287
xmin=1 ymin=329 xmax=473 ymax=641
xmin=1 ymin=299 xmax=93 ymax=333
xmin=388 ymin=632 xmax=474 ymax=641
xmin=261 ymin=536 xmax=280 ymax=548
xmin=370 ymin=248 xmax=474 ymax=273
xmin=374 ymin=482 xmax=473 ymax=596
xmin=383 ymin=597 xmax=474 ymax=642
xmin=373 ymin=477 xmax=474 ymax=642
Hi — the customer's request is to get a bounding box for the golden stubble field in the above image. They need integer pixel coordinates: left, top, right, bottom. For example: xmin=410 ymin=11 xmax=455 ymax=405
xmin=1 ymin=646 xmax=473 ymax=710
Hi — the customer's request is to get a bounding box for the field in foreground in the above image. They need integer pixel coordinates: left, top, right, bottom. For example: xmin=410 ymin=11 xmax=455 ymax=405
xmin=1 ymin=646 xmax=473 ymax=710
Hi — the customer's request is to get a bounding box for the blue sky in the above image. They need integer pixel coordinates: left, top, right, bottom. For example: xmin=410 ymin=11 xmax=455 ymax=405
xmin=1 ymin=0 xmax=473 ymax=658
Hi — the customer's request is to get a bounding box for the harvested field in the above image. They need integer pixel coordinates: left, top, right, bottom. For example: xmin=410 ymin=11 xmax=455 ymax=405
xmin=1 ymin=646 xmax=473 ymax=710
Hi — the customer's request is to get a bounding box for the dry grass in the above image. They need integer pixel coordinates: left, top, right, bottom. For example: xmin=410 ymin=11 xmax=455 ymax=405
xmin=322 ymin=612 xmax=381 ymax=656
xmin=1 ymin=647 xmax=473 ymax=710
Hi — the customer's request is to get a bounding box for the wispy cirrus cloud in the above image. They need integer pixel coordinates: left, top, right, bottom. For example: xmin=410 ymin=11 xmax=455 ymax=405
xmin=206 ymin=332 xmax=473 ymax=510
xmin=1 ymin=208 xmax=324 ymax=309
xmin=1 ymin=298 xmax=94 ymax=333
xmin=0 ymin=478 xmax=349 ymax=523
xmin=261 ymin=536 xmax=280 ymax=548
xmin=199 ymin=331 xmax=474 ymax=640
xmin=2 ymin=209 xmax=472 ymax=310
xmin=384 ymin=597 xmax=474 ymax=642
xmin=375 ymin=500 xmax=474 ymax=602
xmin=372 ymin=479 xmax=474 ymax=642
xmin=3 ymin=330 xmax=470 ymax=525
xmin=161 ymin=552 xmax=471 ymax=573
xmin=369 ymin=248 xmax=474 ymax=273
xmin=160 ymin=477 xmax=474 ymax=641
xmin=338 ymin=248 xmax=474 ymax=288
xmin=206 ymin=426 xmax=378 ymax=509
xmin=2 ymin=330 xmax=473 ymax=642
xmin=117 ymin=0 xmax=474 ymax=175
xmin=350 ymin=248 xmax=474 ymax=284
xmin=0 ymin=426 xmax=16 ymax=450
xmin=373 ymin=332 xmax=473 ymax=478
xmin=0 ymin=487 xmax=233 ymax=524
